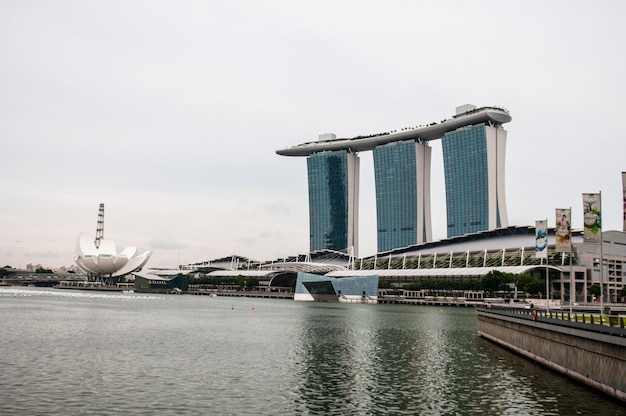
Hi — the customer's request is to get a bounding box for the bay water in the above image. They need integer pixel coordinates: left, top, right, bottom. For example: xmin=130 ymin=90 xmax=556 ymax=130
xmin=0 ymin=287 xmax=622 ymax=415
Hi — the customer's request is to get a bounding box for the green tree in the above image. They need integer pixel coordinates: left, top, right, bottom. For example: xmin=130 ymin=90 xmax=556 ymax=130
xmin=525 ymin=279 xmax=545 ymax=296
xmin=233 ymin=275 xmax=245 ymax=289
xmin=479 ymin=270 xmax=512 ymax=295
xmin=378 ymin=279 xmax=393 ymax=289
xmin=513 ymin=273 xmax=545 ymax=296
xmin=515 ymin=273 xmax=534 ymax=293
xmin=588 ymin=284 xmax=601 ymax=301
xmin=245 ymin=278 xmax=259 ymax=290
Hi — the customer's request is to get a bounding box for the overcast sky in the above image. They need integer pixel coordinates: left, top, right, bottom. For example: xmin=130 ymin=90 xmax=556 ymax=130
xmin=1 ymin=1 xmax=625 ymax=269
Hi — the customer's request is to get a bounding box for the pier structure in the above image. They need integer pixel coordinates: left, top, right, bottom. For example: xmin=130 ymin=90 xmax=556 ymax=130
xmin=477 ymin=306 xmax=626 ymax=402
xmin=277 ymin=105 xmax=511 ymax=255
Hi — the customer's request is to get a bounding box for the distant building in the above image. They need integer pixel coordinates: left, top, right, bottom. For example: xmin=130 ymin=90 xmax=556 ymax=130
xmin=277 ymin=105 xmax=512 ymax=254
xmin=442 ymin=121 xmax=508 ymax=238
xmin=133 ymin=272 xmax=188 ymax=293
xmin=74 ymin=232 xmax=152 ymax=278
xmin=181 ymin=228 xmax=626 ymax=304
xmin=73 ymin=204 xmax=152 ymax=281
xmin=374 ymin=140 xmax=432 ymax=251
xmin=295 ymin=272 xmax=378 ymax=303
xmin=575 ymin=230 xmax=626 ymax=303
xmin=307 ymin=148 xmax=359 ymax=256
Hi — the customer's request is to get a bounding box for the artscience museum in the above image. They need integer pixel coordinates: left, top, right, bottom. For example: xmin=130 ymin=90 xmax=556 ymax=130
xmin=74 ymin=233 xmax=152 ymax=278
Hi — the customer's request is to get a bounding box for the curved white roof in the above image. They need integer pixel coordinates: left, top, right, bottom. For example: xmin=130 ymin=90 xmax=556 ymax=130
xmin=327 ymin=265 xmax=561 ymax=279
xmin=261 ymin=261 xmax=348 ymax=274
xmin=74 ymin=232 xmax=152 ymax=277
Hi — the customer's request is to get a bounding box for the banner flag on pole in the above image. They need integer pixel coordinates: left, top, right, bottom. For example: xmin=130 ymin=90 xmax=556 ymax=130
xmin=583 ymin=193 xmax=602 ymax=243
xmin=535 ymin=220 xmax=548 ymax=258
xmin=555 ymin=208 xmax=571 ymax=252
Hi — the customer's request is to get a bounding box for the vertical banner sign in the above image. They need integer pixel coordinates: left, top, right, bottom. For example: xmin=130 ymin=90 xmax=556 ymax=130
xmin=555 ymin=208 xmax=571 ymax=252
xmin=582 ymin=193 xmax=602 ymax=243
xmin=535 ymin=220 xmax=548 ymax=258
xmin=622 ymin=172 xmax=626 ymax=232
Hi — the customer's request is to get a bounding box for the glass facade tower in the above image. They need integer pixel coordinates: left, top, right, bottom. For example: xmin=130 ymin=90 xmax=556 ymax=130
xmin=280 ymin=105 xmax=511 ymax=255
xmin=442 ymin=123 xmax=508 ymax=238
xmin=373 ymin=140 xmax=432 ymax=252
xmin=307 ymin=150 xmax=360 ymax=255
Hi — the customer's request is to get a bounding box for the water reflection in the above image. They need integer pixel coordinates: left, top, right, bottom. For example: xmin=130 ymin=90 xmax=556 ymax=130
xmin=0 ymin=288 xmax=622 ymax=415
xmin=291 ymin=303 xmax=624 ymax=415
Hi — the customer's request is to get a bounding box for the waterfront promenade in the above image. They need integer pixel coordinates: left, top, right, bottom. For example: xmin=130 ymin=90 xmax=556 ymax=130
xmin=187 ymin=289 xmax=492 ymax=306
xmin=478 ymin=305 xmax=626 ymax=403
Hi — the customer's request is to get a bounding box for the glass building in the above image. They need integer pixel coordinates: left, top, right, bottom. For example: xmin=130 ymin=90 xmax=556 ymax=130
xmin=373 ymin=140 xmax=432 ymax=252
xmin=294 ymin=272 xmax=379 ymax=302
xmin=279 ymin=105 xmax=511 ymax=255
xmin=307 ymin=149 xmax=360 ymax=255
xmin=442 ymin=123 xmax=509 ymax=238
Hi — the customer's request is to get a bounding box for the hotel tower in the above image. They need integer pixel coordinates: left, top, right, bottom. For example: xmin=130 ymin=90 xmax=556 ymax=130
xmin=276 ymin=104 xmax=511 ymax=256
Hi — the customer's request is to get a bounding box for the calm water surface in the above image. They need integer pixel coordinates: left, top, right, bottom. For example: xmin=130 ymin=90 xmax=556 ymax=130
xmin=0 ymin=287 xmax=623 ymax=415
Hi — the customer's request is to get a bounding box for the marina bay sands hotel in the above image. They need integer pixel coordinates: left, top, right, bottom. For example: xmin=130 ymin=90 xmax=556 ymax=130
xmin=276 ymin=104 xmax=511 ymax=257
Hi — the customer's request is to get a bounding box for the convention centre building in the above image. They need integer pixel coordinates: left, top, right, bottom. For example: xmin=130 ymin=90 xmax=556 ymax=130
xmin=182 ymin=226 xmax=626 ymax=305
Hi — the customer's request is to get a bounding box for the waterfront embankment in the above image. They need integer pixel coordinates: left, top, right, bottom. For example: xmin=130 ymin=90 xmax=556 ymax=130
xmin=477 ymin=306 xmax=626 ymax=403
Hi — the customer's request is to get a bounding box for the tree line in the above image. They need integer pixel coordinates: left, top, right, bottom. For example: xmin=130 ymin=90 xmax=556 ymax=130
xmin=380 ymin=270 xmax=546 ymax=297
xmin=188 ymin=275 xmax=260 ymax=290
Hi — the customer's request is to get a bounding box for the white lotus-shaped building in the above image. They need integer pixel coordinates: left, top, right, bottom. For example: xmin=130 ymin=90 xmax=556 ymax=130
xmin=74 ymin=233 xmax=152 ymax=277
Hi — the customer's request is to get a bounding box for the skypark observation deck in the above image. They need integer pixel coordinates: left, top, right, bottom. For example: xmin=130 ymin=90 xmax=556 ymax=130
xmin=276 ymin=106 xmax=511 ymax=156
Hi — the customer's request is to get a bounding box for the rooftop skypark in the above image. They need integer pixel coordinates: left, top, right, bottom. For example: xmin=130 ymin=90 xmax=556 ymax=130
xmin=276 ymin=105 xmax=511 ymax=157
